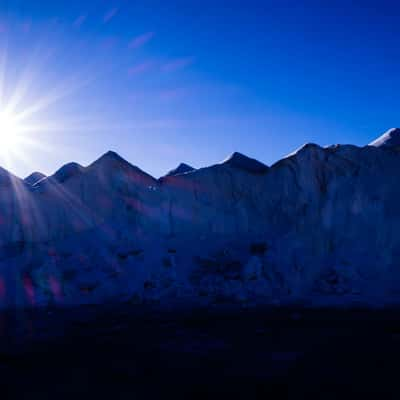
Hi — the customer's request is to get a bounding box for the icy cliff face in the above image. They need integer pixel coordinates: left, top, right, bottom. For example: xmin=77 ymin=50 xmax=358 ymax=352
xmin=0 ymin=130 xmax=399 ymax=308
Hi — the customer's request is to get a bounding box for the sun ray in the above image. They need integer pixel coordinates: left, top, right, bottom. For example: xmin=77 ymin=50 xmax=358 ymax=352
xmin=0 ymin=26 xmax=134 ymax=180
xmin=13 ymin=74 xmax=93 ymax=123
xmin=0 ymin=41 xmax=9 ymax=109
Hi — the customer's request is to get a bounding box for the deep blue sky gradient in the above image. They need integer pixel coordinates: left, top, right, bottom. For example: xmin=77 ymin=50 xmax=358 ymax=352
xmin=0 ymin=0 xmax=399 ymax=177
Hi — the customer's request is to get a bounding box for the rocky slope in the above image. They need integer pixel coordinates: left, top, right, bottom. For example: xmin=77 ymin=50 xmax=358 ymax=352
xmin=0 ymin=128 xmax=399 ymax=308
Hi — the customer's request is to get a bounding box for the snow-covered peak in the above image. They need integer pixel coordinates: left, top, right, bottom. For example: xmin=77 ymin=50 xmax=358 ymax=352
xmin=369 ymin=128 xmax=400 ymax=148
xmin=24 ymin=172 xmax=46 ymax=186
xmin=165 ymin=163 xmax=195 ymax=177
xmin=89 ymin=150 xmax=136 ymax=170
xmin=97 ymin=150 xmax=126 ymax=162
xmin=284 ymin=143 xmax=322 ymax=159
xmin=221 ymin=152 xmax=268 ymax=174
xmin=89 ymin=150 xmax=157 ymax=184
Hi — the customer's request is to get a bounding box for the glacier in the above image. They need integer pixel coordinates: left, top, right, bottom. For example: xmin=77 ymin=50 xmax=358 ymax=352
xmin=0 ymin=128 xmax=400 ymax=308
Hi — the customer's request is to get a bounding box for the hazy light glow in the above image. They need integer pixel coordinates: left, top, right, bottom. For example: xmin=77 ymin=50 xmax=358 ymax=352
xmin=0 ymin=111 xmax=23 ymax=154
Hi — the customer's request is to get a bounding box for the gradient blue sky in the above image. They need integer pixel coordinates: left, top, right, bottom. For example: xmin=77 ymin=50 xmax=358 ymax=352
xmin=0 ymin=0 xmax=398 ymax=178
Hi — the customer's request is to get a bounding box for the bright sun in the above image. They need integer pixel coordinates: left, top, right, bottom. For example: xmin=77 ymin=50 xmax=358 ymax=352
xmin=0 ymin=41 xmax=90 ymax=171
xmin=0 ymin=112 xmax=22 ymax=154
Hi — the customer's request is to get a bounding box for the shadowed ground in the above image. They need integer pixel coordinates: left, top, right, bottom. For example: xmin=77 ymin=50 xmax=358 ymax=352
xmin=1 ymin=305 xmax=400 ymax=399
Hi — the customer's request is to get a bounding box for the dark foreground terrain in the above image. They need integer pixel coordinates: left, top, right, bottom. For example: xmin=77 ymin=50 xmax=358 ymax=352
xmin=1 ymin=304 xmax=400 ymax=399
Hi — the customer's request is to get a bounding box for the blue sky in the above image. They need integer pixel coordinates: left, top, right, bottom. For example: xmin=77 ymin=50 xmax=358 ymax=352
xmin=0 ymin=0 xmax=398 ymax=178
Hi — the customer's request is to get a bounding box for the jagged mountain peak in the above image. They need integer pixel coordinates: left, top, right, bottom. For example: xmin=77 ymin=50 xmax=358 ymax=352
xmin=165 ymin=163 xmax=195 ymax=177
xmin=101 ymin=150 xmax=125 ymax=161
xmin=24 ymin=172 xmax=46 ymax=186
xmin=221 ymin=152 xmax=269 ymax=174
xmin=90 ymin=150 xmax=134 ymax=168
xmin=30 ymin=162 xmax=85 ymax=188
xmin=284 ymin=142 xmax=322 ymax=158
xmin=89 ymin=150 xmax=157 ymax=183
xmin=369 ymin=128 xmax=400 ymax=148
xmin=52 ymin=162 xmax=85 ymax=183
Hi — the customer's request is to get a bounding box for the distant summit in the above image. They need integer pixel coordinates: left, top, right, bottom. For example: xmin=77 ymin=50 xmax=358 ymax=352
xmin=90 ymin=151 xmax=141 ymax=172
xmin=165 ymin=163 xmax=195 ymax=176
xmin=24 ymin=172 xmax=46 ymax=186
xmin=88 ymin=150 xmax=157 ymax=185
xmin=369 ymin=128 xmax=400 ymax=148
xmin=94 ymin=150 xmax=127 ymax=164
xmin=221 ymin=152 xmax=269 ymax=174
xmin=52 ymin=162 xmax=85 ymax=183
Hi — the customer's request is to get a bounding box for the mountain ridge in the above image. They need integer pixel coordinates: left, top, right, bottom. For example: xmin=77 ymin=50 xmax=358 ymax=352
xmin=7 ymin=128 xmax=399 ymax=182
xmin=0 ymin=129 xmax=398 ymax=309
